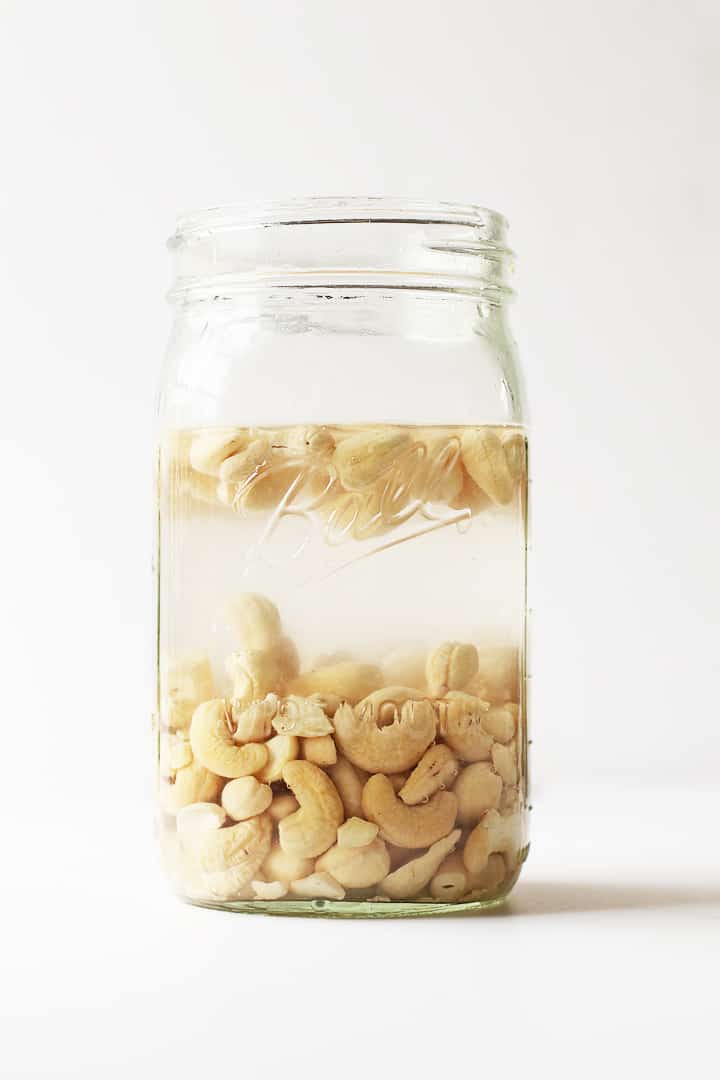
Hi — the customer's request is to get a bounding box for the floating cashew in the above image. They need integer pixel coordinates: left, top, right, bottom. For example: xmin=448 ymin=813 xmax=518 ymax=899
xmin=226 ymin=593 xmax=282 ymax=650
xmin=221 ymin=776 xmax=273 ymax=821
xmin=382 ymin=648 xmax=428 ymax=691
xmin=262 ymin=843 xmax=314 ymax=883
xmin=453 ymin=762 xmax=503 ymax=825
xmin=327 ymin=757 xmax=366 ymax=818
xmin=429 ymin=852 xmax=468 ymax=901
xmin=267 ymin=794 xmax=299 ymax=822
xmin=288 ymin=662 xmax=384 ymax=705
xmin=272 ymin=696 xmax=334 ymax=737
xmin=503 ymin=432 xmax=527 ymax=482
xmin=289 ymin=872 xmax=345 ymax=900
xmin=361 ymin=774 xmax=457 ymax=849
xmin=426 ymin=642 xmax=479 ymax=697
xmin=189 ymin=428 xmax=249 ymax=476
xmin=255 ymin=734 xmax=299 ymax=783
xmin=481 ymin=704 xmax=517 ymax=744
xmin=160 ymin=760 xmax=223 ymax=815
xmin=316 ymin=838 xmax=391 ymax=888
xmin=333 ymin=428 xmax=410 ymax=491
xmin=285 ymin=425 xmax=335 ymax=456
xmin=301 ymin=734 xmax=337 ymax=766
xmin=460 ymin=428 xmax=515 ymax=505
xmin=380 ymin=829 xmax=462 ymax=899
xmin=279 ymin=761 xmax=345 ymax=859
xmin=190 ymin=699 xmax=269 ymax=779
xmin=336 ymin=817 xmax=379 ymax=848
xmin=230 ymin=694 xmax=279 ymax=742
xmin=251 ymin=879 xmax=288 ymax=900
xmin=437 ymin=692 xmax=493 ymax=762
xmin=398 ymin=744 xmax=459 ymax=806
xmin=334 ymin=698 xmax=436 ymax=774
xmin=491 ymin=741 xmax=518 ymax=786
xmin=164 ymin=655 xmax=215 ymax=731
xmin=176 ymin=802 xmax=227 ymax=834
xmin=467 ymin=647 xmax=520 ymax=705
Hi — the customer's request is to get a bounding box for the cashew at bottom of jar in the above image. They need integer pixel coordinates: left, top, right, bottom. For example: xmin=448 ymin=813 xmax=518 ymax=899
xmin=251 ymin=879 xmax=288 ymax=900
xmin=453 ymin=762 xmax=503 ymax=825
xmin=262 ymin=843 xmax=314 ymax=884
xmin=336 ymin=817 xmax=379 ymax=849
xmin=491 ymin=741 xmax=518 ymax=786
xmin=380 ymin=829 xmax=462 ymax=900
xmin=316 ymin=838 xmax=390 ymax=888
xmin=180 ymin=813 xmax=272 ymax=896
xmin=465 ymin=852 xmax=507 ymax=894
xmin=289 ymin=872 xmax=346 ymax=900
xmin=463 ymin=810 xmax=522 ymax=874
xmin=429 ymin=852 xmax=468 ymax=901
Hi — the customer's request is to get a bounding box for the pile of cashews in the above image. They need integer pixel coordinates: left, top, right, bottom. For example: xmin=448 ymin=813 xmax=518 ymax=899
xmin=158 ymin=594 xmax=525 ymax=906
xmin=165 ymin=422 xmax=526 ymax=535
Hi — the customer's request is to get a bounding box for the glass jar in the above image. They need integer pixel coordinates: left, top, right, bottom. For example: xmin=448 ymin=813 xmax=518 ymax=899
xmin=155 ymin=197 xmax=528 ymax=917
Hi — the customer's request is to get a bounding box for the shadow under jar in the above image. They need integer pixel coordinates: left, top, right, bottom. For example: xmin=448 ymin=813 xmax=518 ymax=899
xmin=155 ymin=197 xmax=529 ymax=917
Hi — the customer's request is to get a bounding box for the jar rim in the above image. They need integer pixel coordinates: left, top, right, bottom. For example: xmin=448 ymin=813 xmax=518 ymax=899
xmin=170 ymin=196 xmax=508 ymax=245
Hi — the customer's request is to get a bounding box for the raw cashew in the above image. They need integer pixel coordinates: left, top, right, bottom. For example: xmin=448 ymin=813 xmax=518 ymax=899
xmin=230 ymin=694 xmax=279 ymax=742
xmin=453 ymin=762 xmax=503 ymax=824
xmin=327 ymin=757 xmax=366 ymax=818
xmin=285 ymin=425 xmax=335 ymax=457
xmin=288 ymin=662 xmax=384 ymax=705
xmin=262 ymin=843 xmax=314 ymax=883
xmin=333 ymin=428 xmax=410 ymax=491
xmin=256 ymin=734 xmax=299 ymax=783
xmin=430 ymin=852 xmax=468 ymax=901
xmin=164 ymin=655 xmax=215 ymax=731
xmin=166 ymin=733 xmax=193 ymax=771
xmin=316 ymin=838 xmax=391 ymax=888
xmin=334 ymin=698 xmax=436 ymax=774
xmin=464 ymin=809 xmax=521 ymax=873
xmin=301 ymin=734 xmax=337 ymax=766
xmin=176 ymin=802 xmax=227 ymax=834
xmin=189 ymin=428 xmax=249 ymax=476
xmin=221 ymin=776 xmax=273 ymax=821
xmin=398 ymin=744 xmax=459 ymax=806
xmin=179 ymin=813 xmax=272 ymax=890
xmin=361 ymin=774 xmax=457 ymax=849
xmin=272 ymin=696 xmax=334 ymax=737
xmin=468 ymin=648 xmax=520 ymax=705
xmin=503 ymin=432 xmax=527 ymax=482
xmin=160 ymin=760 xmax=223 ymax=815
xmin=463 ymin=823 xmax=491 ymax=874
xmin=226 ymin=593 xmax=282 ymax=650
xmin=382 ymin=648 xmax=427 ymax=690
xmin=336 ymin=817 xmax=379 ymax=848
xmin=388 ymin=771 xmax=410 ymax=793
xmin=492 ymin=741 xmax=518 ymax=786
xmin=251 ymin=879 xmax=288 ymax=900
xmin=426 ymin=642 xmax=479 ymax=697
xmin=226 ymin=649 xmax=288 ymax=701
xmin=460 ymin=428 xmax=515 ymax=505
xmin=466 ymin=852 xmax=507 ymax=893
xmin=267 ymin=794 xmax=299 ymax=822
xmin=437 ymin=692 xmax=493 ymax=762
xmin=289 ymin=872 xmax=345 ymax=900
xmin=481 ymin=704 xmax=516 ymax=743
xmin=279 ymin=761 xmax=345 ymax=859
xmin=190 ymin=699 xmax=269 ymax=779
xmin=381 ymin=829 xmax=461 ymax=899
xmin=499 ymin=785 xmax=520 ymax=814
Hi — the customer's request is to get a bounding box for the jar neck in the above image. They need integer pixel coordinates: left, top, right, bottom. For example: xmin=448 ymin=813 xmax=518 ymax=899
xmin=167 ymin=197 xmax=515 ymax=308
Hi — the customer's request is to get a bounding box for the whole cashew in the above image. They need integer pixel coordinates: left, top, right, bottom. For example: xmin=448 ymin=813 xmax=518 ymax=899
xmin=361 ymin=774 xmax=457 ymax=849
xmin=190 ymin=699 xmax=269 ymax=779
xmin=429 ymin=852 xmax=468 ymax=901
xmin=426 ymin=642 xmax=479 ymax=697
xmin=221 ymin=776 xmax=273 ymax=821
xmin=159 ymin=760 xmax=223 ymax=815
xmin=380 ymin=829 xmax=462 ymax=900
xmin=332 ymin=428 xmax=410 ymax=491
xmin=189 ymin=428 xmax=250 ymax=476
xmin=453 ymin=762 xmax=503 ymax=825
xmin=327 ymin=757 xmax=367 ymax=818
xmin=301 ymin=734 xmax=337 ymax=766
xmin=279 ymin=761 xmax=345 ymax=859
xmin=255 ymin=734 xmax=299 ymax=783
xmin=398 ymin=744 xmax=459 ymax=806
xmin=481 ymin=704 xmax=517 ymax=744
xmin=226 ymin=593 xmax=282 ymax=651
xmin=460 ymin=428 xmax=515 ymax=505
xmin=316 ymin=837 xmax=391 ymax=888
xmin=334 ymin=698 xmax=436 ymax=774
xmin=437 ymin=692 xmax=494 ymax=762
xmin=180 ymin=812 xmax=272 ymax=897
xmin=467 ymin=648 xmax=520 ymax=705
xmin=288 ymin=662 xmax=384 ymax=705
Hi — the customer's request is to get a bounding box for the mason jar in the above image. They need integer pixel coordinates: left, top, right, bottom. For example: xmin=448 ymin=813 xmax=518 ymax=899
xmin=155 ymin=197 xmax=529 ymax=917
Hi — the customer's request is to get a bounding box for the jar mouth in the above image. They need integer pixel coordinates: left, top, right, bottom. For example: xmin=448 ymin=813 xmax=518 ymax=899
xmin=168 ymin=196 xmax=514 ymax=304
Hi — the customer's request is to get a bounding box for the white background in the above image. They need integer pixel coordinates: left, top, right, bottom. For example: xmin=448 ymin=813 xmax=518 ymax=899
xmin=1 ymin=2 xmax=718 ymax=1077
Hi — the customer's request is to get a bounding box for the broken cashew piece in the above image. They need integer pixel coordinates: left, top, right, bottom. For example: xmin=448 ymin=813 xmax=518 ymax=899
xmin=398 ymin=744 xmax=459 ymax=806
xmin=426 ymin=642 xmax=479 ymax=697
xmin=361 ymin=773 xmax=457 ymax=849
xmin=289 ymin=872 xmax=346 ymax=900
xmin=316 ymin=838 xmax=391 ymax=888
xmin=381 ymin=829 xmax=462 ymax=900
xmin=336 ymin=817 xmax=379 ymax=848
xmin=255 ymin=734 xmax=300 ymax=783
xmin=179 ymin=813 xmax=272 ymax=897
xmin=221 ymin=776 xmax=273 ymax=821
xmin=251 ymin=879 xmax=288 ymax=900
xmin=279 ymin=760 xmax=345 ymax=859
xmin=334 ymin=697 xmax=436 ymax=774
xmin=301 ymin=734 xmax=337 ymax=766
xmin=230 ymin=694 xmax=279 ymax=742
xmin=190 ymin=699 xmax=269 ymax=779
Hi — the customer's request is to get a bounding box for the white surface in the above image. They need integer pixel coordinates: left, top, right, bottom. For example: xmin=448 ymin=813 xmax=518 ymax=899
xmin=4 ymin=785 xmax=718 ymax=1078
xmin=0 ymin=2 xmax=718 ymax=1074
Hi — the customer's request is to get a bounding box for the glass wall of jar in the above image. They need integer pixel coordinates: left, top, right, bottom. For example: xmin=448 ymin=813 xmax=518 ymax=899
xmin=155 ymin=198 xmax=528 ymax=916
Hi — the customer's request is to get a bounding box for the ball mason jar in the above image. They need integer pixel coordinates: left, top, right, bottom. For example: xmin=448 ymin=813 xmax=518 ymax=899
xmin=155 ymin=197 xmax=529 ymax=917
